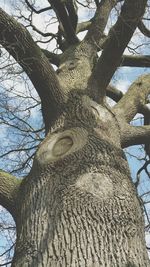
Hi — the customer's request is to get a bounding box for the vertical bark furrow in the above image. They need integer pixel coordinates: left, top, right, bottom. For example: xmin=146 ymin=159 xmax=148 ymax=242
xmin=14 ymin=164 xmax=149 ymax=266
xmin=12 ymin=101 xmax=149 ymax=267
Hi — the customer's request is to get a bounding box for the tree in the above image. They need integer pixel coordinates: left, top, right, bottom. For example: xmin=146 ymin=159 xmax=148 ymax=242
xmin=0 ymin=0 xmax=150 ymax=266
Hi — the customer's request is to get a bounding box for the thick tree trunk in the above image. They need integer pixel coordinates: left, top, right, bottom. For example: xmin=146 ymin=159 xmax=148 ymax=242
xmin=0 ymin=2 xmax=150 ymax=267
xmin=12 ymin=95 xmax=149 ymax=267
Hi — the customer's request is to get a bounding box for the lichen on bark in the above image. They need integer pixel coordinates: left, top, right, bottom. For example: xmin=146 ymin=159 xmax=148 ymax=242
xmin=0 ymin=1 xmax=150 ymax=266
xmin=11 ymin=93 xmax=150 ymax=267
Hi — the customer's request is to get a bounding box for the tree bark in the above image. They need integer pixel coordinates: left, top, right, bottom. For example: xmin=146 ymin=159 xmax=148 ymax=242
xmin=121 ymin=124 xmax=150 ymax=148
xmin=12 ymin=95 xmax=149 ymax=267
xmin=0 ymin=3 xmax=150 ymax=267
xmin=0 ymin=8 xmax=64 ymax=132
xmin=0 ymin=171 xmax=20 ymax=218
xmin=113 ymin=74 xmax=150 ymax=122
xmin=87 ymin=0 xmax=148 ymax=102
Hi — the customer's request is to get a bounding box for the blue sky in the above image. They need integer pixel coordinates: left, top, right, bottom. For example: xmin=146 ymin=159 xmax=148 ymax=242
xmin=0 ymin=0 xmax=150 ymax=263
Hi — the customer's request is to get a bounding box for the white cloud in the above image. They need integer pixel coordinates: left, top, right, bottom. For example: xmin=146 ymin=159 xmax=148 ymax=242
xmin=115 ymin=79 xmax=130 ymax=93
xmin=0 ymin=0 xmax=12 ymax=12
xmin=78 ymin=4 xmax=95 ymax=22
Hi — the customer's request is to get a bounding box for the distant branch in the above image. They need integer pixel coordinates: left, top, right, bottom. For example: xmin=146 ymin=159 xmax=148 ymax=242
xmin=29 ymin=23 xmax=57 ymax=38
xmin=25 ymin=0 xmax=52 ymax=14
xmin=0 ymin=146 xmax=38 ymax=158
xmin=134 ymin=160 xmax=150 ymax=188
xmin=0 ymin=261 xmax=12 ymax=267
xmin=18 ymin=12 xmax=57 ymax=42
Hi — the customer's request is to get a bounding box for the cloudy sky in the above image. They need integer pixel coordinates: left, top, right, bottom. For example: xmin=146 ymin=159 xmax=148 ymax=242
xmin=0 ymin=0 xmax=150 ymax=263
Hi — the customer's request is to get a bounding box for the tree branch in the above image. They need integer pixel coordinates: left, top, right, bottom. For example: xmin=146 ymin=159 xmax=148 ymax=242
xmin=0 ymin=8 xmax=64 ymax=132
xmin=121 ymin=124 xmax=150 ymax=148
xmin=142 ymin=105 xmax=150 ymax=157
xmin=29 ymin=23 xmax=56 ymax=38
xmin=0 ymin=260 xmax=12 ymax=267
xmin=76 ymin=20 xmax=92 ymax=34
xmin=25 ymin=0 xmax=52 ymax=14
xmin=134 ymin=160 xmax=150 ymax=188
xmin=41 ymin=49 xmax=61 ymax=67
xmin=65 ymin=0 xmax=78 ymax=31
xmin=87 ymin=0 xmax=148 ymax=102
xmin=113 ymin=74 xmax=150 ymax=122
xmin=0 ymin=170 xmax=20 ymax=218
xmin=48 ymin=0 xmax=79 ymax=45
xmin=84 ymin=0 xmax=116 ymax=48
xmin=121 ymin=55 xmax=150 ymax=67
xmin=106 ymin=85 xmax=123 ymax=102
xmin=94 ymin=0 xmax=99 ymax=8
xmin=138 ymin=20 xmax=150 ymax=38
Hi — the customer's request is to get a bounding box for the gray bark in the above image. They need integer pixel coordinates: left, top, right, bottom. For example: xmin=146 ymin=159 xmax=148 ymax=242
xmin=0 ymin=2 xmax=150 ymax=267
xmin=12 ymin=94 xmax=149 ymax=267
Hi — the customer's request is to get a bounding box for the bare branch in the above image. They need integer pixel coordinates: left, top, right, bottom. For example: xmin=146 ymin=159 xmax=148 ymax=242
xmin=113 ymin=74 xmax=150 ymax=122
xmin=134 ymin=160 xmax=150 ymax=187
xmin=106 ymin=85 xmax=123 ymax=102
xmin=17 ymin=11 xmax=57 ymax=40
xmin=0 ymin=244 xmax=14 ymax=258
xmin=121 ymin=55 xmax=150 ymax=68
xmin=48 ymin=0 xmax=79 ymax=45
xmin=0 ymin=8 xmax=64 ymax=132
xmin=143 ymin=105 xmax=150 ymax=157
xmin=76 ymin=20 xmax=92 ymax=34
xmin=94 ymin=0 xmax=99 ymax=8
xmin=28 ymin=23 xmax=56 ymax=38
xmin=138 ymin=20 xmax=150 ymax=38
xmin=42 ymin=49 xmax=61 ymax=67
xmin=65 ymin=0 xmax=78 ymax=31
xmin=87 ymin=0 xmax=148 ymax=102
xmin=0 ymin=170 xmax=21 ymax=218
xmin=0 ymin=146 xmax=38 ymax=159
xmin=84 ymin=0 xmax=116 ymax=48
xmin=0 ymin=261 xmax=12 ymax=267
xmin=121 ymin=124 xmax=150 ymax=148
xmin=25 ymin=0 xmax=52 ymax=14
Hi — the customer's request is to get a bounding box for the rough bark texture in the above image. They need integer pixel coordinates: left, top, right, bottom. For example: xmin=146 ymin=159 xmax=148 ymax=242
xmin=87 ymin=0 xmax=148 ymax=102
xmin=0 ymin=8 xmax=64 ymax=132
xmin=0 ymin=1 xmax=150 ymax=267
xmin=12 ymin=94 xmax=149 ymax=267
xmin=0 ymin=171 xmax=20 ymax=217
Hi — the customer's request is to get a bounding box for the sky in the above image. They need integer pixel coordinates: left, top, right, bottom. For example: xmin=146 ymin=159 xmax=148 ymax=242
xmin=0 ymin=0 xmax=150 ymax=264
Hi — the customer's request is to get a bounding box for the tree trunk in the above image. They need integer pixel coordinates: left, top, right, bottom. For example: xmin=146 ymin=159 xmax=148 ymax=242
xmin=12 ymin=95 xmax=149 ymax=267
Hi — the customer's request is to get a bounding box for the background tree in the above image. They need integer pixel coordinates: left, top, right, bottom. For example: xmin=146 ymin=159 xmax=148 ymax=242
xmin=0 ymin=0 xmax=150 ymax=266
